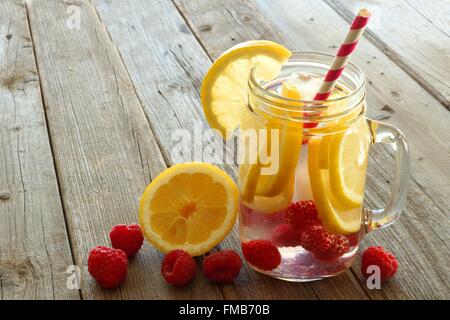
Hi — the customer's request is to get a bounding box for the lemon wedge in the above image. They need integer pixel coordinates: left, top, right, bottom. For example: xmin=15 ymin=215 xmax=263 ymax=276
xmin=139 ymin=163 xmax=238 ymax=256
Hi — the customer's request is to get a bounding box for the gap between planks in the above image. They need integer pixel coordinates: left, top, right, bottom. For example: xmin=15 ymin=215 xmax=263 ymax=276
xmin=24 ymin=0 xmax=82 ymax=300
xmin=0 ymin=0 xmax=78 ymax=299
xmin=88 ymin=0 xmax=174 ymax=168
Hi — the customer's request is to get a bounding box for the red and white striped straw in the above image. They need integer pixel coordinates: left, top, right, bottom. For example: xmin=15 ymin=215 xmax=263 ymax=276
xmin=314 ymin=8 xmax=371 ymax=101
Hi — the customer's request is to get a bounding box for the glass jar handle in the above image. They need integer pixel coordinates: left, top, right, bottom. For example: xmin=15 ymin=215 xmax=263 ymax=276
xmin=364 ymin=119 xmax=410 ymax=232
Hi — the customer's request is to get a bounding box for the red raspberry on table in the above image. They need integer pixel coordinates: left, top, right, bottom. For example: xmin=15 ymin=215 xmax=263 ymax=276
xmin=161 ymin=249 xmax=196 ymax=286
xmin=272 ymin=224 xmax=300 ymax=247
xmin=241 ymin=240 xmax=281 ymax=271
xmin=202 ymin=250 xmax=242 ymax=283
xmin=361 ymin=246 xmax=398 ymax=281
xmin=88 ymin=246 xmax=128 ymax=289
xmin=285 ymin=200 xmax=321 ymax=233
xmin=109 ymin=223 xmax=144 ymax=257
xmin=299 ymin=225 xmax=350 ymax=261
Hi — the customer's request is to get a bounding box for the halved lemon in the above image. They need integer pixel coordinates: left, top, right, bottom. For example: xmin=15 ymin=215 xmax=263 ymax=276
xmin=308 ymin=118 xmax=370 ymax=234
xmin=201 ymin=40 xmax=291 ymax=137
xmin=139 ymin=163 xmax=238 ymax=256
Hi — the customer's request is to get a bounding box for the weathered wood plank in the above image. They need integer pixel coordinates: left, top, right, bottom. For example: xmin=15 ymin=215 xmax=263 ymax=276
xmin=174 ymin=0 xmax=450 ymax=299
xmin=26 ymin=0 xmax=223 ymax=299
xmin=92 ymin=0 xmax=321 ymax=299
xmin=0 ymin=0 xmax=78 ymax=299
xmin=325 ymin=0 xmax=450 ymax=109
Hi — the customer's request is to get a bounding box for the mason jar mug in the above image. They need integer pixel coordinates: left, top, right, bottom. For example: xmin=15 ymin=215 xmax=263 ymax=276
xmin=238 ymin=52 xmax=410 ymax=281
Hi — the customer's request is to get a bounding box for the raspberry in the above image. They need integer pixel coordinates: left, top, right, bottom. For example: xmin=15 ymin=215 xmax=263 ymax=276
xmin=313 ymin=235 xmax=350 ymax=261
xmin=241 ymin=240 xmax=281 ymax=271
xmin=88 ymin=246 xmax=128 ymax=289
xmin=161 ymin=250 xmax=196 ymax=286
xmin=109 ymin=223 xmax=144 ymax=257
xmin=298 ymin=225 xmax=325 ymax=251
xmin=202 ymin=250 xmax=242 ymax=283
xmin=299 ymin=225 xmax=350 ymax=261
xmin=361 ymin=246 xmax=398 ymax=281
xmin=272 ymin=224 xmax=300 ymax=247
xmin=346 ymin=232 xmax=360 ymax=247
xmin=285 ymin=200 xmax=320 ymax=233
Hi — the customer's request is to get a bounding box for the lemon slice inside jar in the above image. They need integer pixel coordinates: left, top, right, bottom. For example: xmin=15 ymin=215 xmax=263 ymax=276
xmin=237 ymin=74 xmax=302 ymax=207
xmin=329 ymin=119 xmax=371 ymax=208
xmin=253 ymin=82 xmax=303 ymax=197
xmin=308 ymin=117 xmax=370 ymax=235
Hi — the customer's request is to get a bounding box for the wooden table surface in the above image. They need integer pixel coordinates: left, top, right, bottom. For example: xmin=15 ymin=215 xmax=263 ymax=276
xmin=0 ymin=0 xmax=449 ymax=300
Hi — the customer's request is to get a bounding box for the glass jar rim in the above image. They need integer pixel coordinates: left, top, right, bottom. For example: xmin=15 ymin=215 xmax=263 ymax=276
xmin=248 ymin=51 xmax=366 ymax=107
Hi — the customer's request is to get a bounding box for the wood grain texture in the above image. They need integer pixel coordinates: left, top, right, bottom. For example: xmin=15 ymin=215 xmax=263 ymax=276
xmin=1 ymin=0 xmax=444 ymax=300
xmin=174 ymin=0 xmax=450 ymax=299
xmin=325 ymin=0 xmax=450 ymax=109
xmin=26 ymin=0 xmax=223 ymax=299
xmin=92 ymin=0 xmax=324 ymax=299
xmin=0 ymin=0 xmax=78 ymax=299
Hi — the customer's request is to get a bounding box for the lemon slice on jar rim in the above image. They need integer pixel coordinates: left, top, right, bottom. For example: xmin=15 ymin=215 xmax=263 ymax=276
xmin=201 ymin=40 xmax=292 ymax=138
